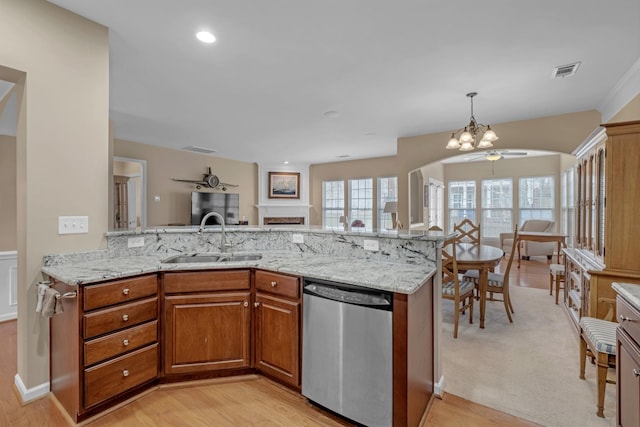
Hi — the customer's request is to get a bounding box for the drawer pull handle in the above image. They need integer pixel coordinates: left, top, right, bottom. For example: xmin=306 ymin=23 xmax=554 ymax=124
xmin=254 ymin=302 xmax=260 ymax=308
xmin=243 ymin=301 xmax=248 ymax=308
xmin=122 ymin=369 xmax=130 ymax=377
xmin=123 ymin=339 xmax=129 ymax=346
xmin=122 ymin=288 xmax=130 ymax=296
xmin=271 ymin=281 xmax=277 ymax=287
xmin=634 ymin=369 xmax=640 ymax=378
xmin=620 ymin=315 xmax=632 ymax=322
xmin=122 ymin=314 xmax=129 ymax=322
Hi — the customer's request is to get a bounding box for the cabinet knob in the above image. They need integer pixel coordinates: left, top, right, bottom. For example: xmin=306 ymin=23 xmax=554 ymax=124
xmin=243 ymin=301 xmax=249 ymax=308
xmin=254 ymin=302 xmax=260 ymax=308
xmin=620 ymin=315 xmax=631 ymax=322
xmin=122 ymin=369 xmax=130 ymax=377
xmin=122 ymin=288 xmax=130 ymax=296
xmin=633 ymin=369 xmax=640 ymax=378
xmin=122 ymin=339 xmax=129 ymax=346
xmin=122 ymin=314 xmax=129 ymax=322
xmin=271 ymin=281 xmax=277 ymax=287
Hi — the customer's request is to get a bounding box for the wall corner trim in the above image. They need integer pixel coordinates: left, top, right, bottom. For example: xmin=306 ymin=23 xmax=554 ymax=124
xmin=14 ymin=374 xmax=50 ymax=403
xmin=434 ymin=375 xmax=445 ymax=399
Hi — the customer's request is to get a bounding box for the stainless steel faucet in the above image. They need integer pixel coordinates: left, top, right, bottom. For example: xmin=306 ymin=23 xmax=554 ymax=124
xmin=198 ymin=211 xmax=229 ymax=252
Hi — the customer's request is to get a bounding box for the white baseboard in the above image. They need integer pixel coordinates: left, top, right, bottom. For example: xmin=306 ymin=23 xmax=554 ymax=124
xmin=14 ymin=374 xmax=50 ymax=403
xmin=0 ymin=312 xmax=17 ymax=322
xmin=434 ymin=375 xmax=445 ymax=398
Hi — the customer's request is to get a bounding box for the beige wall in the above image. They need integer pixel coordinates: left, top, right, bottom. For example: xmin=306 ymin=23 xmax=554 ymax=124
xmin=0 ymin=134 xmax=17 ymax=250
xmin=309 ymin=156 xmax=398 ymax=226
xmin=114 ymin=139 xmax=259 ymax=226
xmin=609 ymin=92 xmax=640 ymax=123
xmin=395 ymin=110 xmax=602 ymax=226
xmin=0 ymin=0 xmax=109 ymax=391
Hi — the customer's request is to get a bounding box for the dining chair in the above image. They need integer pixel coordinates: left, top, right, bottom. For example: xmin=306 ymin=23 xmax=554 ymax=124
xmin=463 ymin=224 xmax=518 ymax=322
xmin=579 ymin=300 xmax=617 ymax=418
xmin=549 ymin=263 xmax=565 ymax=304
xmin=453 ymin=219 xmax=480 ymax=245
xmin=441 ymin=236 xmax=475 ymax=338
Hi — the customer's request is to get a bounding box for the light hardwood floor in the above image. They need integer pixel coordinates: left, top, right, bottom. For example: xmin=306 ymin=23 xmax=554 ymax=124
xmin=1 ymin=259 xmax=549 ymax=427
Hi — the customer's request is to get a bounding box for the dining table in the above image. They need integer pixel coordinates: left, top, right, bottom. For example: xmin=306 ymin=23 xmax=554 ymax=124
xmin=450 ymin=242 xmax=505 ymax=329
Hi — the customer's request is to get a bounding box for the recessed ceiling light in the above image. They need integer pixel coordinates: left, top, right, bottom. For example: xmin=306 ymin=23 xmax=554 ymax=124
xmin=323 ymin=110 xmax=340 ymax=119
xmin=284 ymin=161 xmax=289 ymax=164
xmin=196 ymin=31 xmax=216 ymax=44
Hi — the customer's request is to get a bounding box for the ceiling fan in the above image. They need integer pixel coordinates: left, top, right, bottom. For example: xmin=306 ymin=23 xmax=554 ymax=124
xmin=464 ymin=150 xmax=528 ymax=162
xmin=172 ymin=167 xmax=239 ymax=191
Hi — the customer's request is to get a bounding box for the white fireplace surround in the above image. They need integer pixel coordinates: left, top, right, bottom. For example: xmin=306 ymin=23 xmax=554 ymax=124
xmin=256 ymin=163 xmax=311 ymax=225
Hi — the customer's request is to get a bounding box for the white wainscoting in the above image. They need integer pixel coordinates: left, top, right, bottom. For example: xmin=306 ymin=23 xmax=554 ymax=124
xmin=0 ymin=251 xmax=17 ymax=322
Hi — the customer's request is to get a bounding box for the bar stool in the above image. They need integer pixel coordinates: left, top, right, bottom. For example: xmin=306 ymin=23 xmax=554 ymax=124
xmin=549 ymin=263 xmax=565 ymax=304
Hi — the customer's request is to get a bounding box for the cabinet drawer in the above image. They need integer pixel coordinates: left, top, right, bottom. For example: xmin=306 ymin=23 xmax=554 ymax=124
xmin=84 ymin=297 xmax=158 ymax=339
xmin=255 ymin=270 xmax=299 ymax=299
xmin=84 ymin=320 xmax=158 ymax=367
xmin=164 ymin=270 xmax=250 ymax=293
xmin=84 ymin=275 xmax=157 ymax=311
xmin=84 ymin=343 xmax=158 ymax=408
xmin=618 ymin=296 xmax=640 ymax=345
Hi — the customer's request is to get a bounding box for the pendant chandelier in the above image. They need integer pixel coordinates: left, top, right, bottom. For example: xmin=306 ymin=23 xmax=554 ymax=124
xmin=445 ymin=92 xmax=498 ymax=151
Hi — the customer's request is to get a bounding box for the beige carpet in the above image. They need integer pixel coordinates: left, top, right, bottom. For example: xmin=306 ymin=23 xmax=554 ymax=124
xmin=442 ymin=285 xmax=616 ymax=427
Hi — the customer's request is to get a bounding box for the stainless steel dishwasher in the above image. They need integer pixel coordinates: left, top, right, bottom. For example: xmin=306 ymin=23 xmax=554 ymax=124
xmin=302 ymin=278 xmax=393 ymax=427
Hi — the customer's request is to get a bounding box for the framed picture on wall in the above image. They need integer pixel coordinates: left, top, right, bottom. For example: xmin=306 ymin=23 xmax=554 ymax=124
xmin=268 ymin=172 xmax=300 ymax=199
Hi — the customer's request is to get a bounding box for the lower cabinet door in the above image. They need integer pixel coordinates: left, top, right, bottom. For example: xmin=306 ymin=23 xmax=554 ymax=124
xmin=255 ymin=293 xmax=300 ymax=387
xmin=84 ymin=343 xmax=158 ymax=408
xmin=164 ymin=292 xmax=251 ymax=375
xmin=618 ymin=329 xmax=640 ymax=427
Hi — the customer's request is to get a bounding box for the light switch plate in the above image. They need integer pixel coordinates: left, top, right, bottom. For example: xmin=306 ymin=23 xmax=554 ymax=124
xmin=58 ymin=216 xmax=89 ymax=235
xmin=128 ymin=236 xmax=145 ymax=248
xmin=292 ymin=234 xmax=304 ymax=244
xmin=363 ymin=239 xmax=379 ymax=251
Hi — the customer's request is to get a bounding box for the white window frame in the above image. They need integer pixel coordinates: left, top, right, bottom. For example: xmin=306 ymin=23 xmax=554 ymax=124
xmin=519 ymin=175 xmax=554 ymax=224
xmin=481 ymin=178 xmax=513 ymax=239
xmin=448 ymin=180 xmax=477 ymax=232
xmin=349 ymin=178 xmax=373 ymax=230
xmin=322 ymin=180 xmax=344 ymax=229
xmin=377 ymin=176 xmax=398 ymax=230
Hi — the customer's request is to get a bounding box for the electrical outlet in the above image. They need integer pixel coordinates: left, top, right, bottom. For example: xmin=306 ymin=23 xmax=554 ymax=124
xmin=128 ymin=236 xmax=145 ymax=248
xmin=58 ymin=216 xmax=89 ymax=235
xmin=292 ymin=234 xmax=304 ymax=244
xmin=363 ymin=239 xmax=379 ymax=251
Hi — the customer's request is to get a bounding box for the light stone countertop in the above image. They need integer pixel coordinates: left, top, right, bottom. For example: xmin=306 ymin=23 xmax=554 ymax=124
xmin=42 ymin=250 xmax=436 ymax=295
xmin=612 ymin=282 xmax=640 ymax=311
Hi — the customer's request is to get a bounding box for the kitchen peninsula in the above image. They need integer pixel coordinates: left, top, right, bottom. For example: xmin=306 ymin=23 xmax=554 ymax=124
xmin=42 ymin=226 xmax=446 ymax=426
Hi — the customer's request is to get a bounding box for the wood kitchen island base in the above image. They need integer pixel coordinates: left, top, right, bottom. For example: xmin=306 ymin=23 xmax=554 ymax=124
xmin=49 ymin=270 xmax=434 ymax=426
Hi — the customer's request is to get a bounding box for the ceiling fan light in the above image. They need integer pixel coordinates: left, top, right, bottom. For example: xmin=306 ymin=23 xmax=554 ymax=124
xmin=446 ymin=134 xmax=461 ymax=149
xmin=486 ymin=152 xmax=502 ymax=161
xmin=459 ymin=129 xmax=473 ymax=143
xmin=482 ymin=126 xmax=498 ymax=142
xmin=459 ymin=141 xmax=474 ymax=151
xmin=477 ymin=139 xmax=493 ymax=148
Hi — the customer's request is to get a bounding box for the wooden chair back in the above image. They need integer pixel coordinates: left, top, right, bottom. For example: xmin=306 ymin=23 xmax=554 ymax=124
xmin=501 ymin=224 xmax=519 ymax=285
xmin=442 ymin=237 xmax=459 ymax=292
xmin=454 ymin=219 xmax=480 ymax=245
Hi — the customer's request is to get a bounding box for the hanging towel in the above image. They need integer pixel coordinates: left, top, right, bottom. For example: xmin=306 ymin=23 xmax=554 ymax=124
xmin=41 ymin=288 xmax=63 ymax=318
xmin=35 ymin=283 xmax=49 ymax=313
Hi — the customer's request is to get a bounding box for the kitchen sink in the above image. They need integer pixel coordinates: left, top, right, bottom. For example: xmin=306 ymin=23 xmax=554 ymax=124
xmin=161 ymin=253 xmax=262 ymax=263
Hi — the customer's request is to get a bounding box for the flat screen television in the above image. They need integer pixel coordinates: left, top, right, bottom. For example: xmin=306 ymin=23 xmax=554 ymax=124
xmin=191 ymin=192 xmax=240 ymax=226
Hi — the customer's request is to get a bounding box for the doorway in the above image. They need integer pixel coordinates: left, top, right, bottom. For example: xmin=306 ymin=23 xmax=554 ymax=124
xmin=113 ymin=157 xmax=147 ymax=229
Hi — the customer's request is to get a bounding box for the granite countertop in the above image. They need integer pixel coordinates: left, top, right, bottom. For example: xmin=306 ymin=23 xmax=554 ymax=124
xmin=42 ymin=250 xmax=436 ymax=295
xmin=612 ymin=282 xmax=640 ymax=311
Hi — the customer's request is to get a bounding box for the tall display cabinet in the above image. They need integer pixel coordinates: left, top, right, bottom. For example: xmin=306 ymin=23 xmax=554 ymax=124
xmin=563 ymin=120 xmax=640 ymax=329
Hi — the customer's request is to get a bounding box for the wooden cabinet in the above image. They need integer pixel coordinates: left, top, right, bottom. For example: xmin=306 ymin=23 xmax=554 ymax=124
xmin=563 ymin=121 xmax=640 ymax=323
xmin=162 ymin=270 xmax=251 ymax=376
xmin=617 ymin=295 xmax=640 ymax=427
xmin=254 ymin=270 xmax=301 ymax=388
xmin=50 ymin=274 xmax=159 ymax=422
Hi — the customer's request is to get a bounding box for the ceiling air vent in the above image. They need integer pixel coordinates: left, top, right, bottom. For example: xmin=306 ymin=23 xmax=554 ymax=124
xmin=552 ymin=62 xmax=581 ymax=78
xmin=181 ymin=145 xmax=217 ymax=154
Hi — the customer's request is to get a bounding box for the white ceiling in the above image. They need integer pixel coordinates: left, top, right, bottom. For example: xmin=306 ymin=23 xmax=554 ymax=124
xmin=46 ymin=0 xmax=640 ymax=165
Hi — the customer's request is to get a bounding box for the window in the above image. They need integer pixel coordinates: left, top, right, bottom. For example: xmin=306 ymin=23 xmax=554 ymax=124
xmin=519 ymin=176 xmax=554 ymax=224
xmin=377 ymin=176 xmax=398 ymax=230
xmin=322 ymin=180 xmax=344 ymax=229
xmin=429 ymin=179 xmax=445 ymax=230
xmin=481 ymin=178 xmax=513 ymax=238
xmin=448 ymin=180 xmax=476 ymax=231
xmin=349 ymin=178 xmax=373 ymax=230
